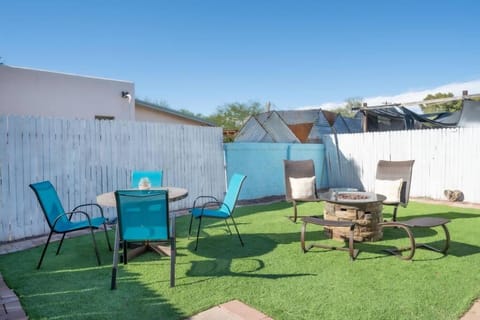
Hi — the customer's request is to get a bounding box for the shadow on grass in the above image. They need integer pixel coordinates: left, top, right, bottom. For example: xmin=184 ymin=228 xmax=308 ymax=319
xmin=400 ymin=211 xmax=480 ymax=221
xmin=355 ymin=240 xmax=480 ymax=261
xmin=0 ymin=235 xmax=188 ymax=320
xmin=184 ymin=233 xmax=314 ymax=281
xmin=32 ymin=268 xmax=185 ymax=319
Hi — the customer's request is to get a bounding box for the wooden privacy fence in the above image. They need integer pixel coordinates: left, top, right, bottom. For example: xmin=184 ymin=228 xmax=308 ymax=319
xmin=0 ymin=116 xmax=225 ymax=242
xmin=323 ymin=128 xmax=480 ymax=203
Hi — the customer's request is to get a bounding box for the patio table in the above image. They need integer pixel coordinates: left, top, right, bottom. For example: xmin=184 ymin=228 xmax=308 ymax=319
xmin=97 ymin=187 xmax=188 ymax=207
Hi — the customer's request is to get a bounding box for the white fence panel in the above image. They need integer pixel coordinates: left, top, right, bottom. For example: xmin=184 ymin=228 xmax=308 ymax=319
xmin=0 ymin=115 xmax=225 ymax=242
xmin=324 ymin=128 xmax=480 ymax=203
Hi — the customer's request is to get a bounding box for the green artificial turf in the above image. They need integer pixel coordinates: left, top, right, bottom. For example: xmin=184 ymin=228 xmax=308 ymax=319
xmin=1 ymin=201 xmax=480 ymax=319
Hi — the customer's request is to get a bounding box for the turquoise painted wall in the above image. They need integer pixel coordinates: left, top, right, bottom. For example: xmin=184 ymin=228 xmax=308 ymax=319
xmin=224 ymin=143 xmax=328 ymax=200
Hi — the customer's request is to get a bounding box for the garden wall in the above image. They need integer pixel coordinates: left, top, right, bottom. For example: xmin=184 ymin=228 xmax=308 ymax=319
xmin=224 ymin=143 xmax=328 ymax=200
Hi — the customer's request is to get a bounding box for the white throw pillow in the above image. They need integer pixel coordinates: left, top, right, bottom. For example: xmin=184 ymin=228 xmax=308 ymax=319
xmin=375 ymin=178 xmax=403 ymax=203
xmin=289 ymin=176 xmax=316 ymax=200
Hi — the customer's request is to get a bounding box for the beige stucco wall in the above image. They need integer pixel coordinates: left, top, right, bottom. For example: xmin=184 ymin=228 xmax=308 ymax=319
xmin=135 ymin=104 xmax=210 ymax=126
xmin=0 ymin=65 xmax=135 ymax=120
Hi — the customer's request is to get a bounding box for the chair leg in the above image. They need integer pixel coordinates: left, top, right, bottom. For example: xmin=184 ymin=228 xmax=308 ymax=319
xmin=293 ymin=202 xmax=298 ymax=222
xmin=230 ymin=216 xmax=244 ymax=247
xmin=103 ymin=222 xmax=112 ymax=251
xmin=188 ymin=214 xmax=194 ymax=239
xmin=111 ymin=226 xmax=120 ymax=290
xmin=224 ymin=219 xmax=232 ymax=235
xmin=170 ymin=216 xmax=176 ymax=287
xmin=348 ymin=225 xmax=355 ymax=261
xmin=89 ymin=227 xmax=102 ymax=266
xmin=37 ymin=231 xmax=54 ymax=269
xmin=170 ymin=240 xmax=176 ymax=287
xmin=123 ymin=241 xmax=128 ymax=265
xmin=288 ymin=201 xmax=298 ymax=223
xmin=195 ymin=216 xmax=202 ymax=251
xmin=392 ymin=206 xmax=399 ymax=222
xmin=301 ymin=221 xmax=308 ymax=252
xmin=56 ymin=233 xmax=67 ymax=255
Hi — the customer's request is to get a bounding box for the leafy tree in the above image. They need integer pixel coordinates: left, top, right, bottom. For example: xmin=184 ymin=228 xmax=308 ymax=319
xmin=141 ymin=97 xmax=170 ymax=109
xmin=178 ymin=109 xmax=206 ymax=119
xmin=420 ymin=92 xmax=462 ymax=113
xmin=141 ymin=98 xmax=207 ymax=119
xmin=330 ymin=97 xmax=363 ymax=117
xmin=206 ymin=101 xmax=263 ymax=129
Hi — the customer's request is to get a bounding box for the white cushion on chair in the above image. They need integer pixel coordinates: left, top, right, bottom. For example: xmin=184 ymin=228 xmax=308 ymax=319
xmin=375 ymin=178 xmax=403 ymax=203
xmin=289 ymin=176 xmax=316 ymax=200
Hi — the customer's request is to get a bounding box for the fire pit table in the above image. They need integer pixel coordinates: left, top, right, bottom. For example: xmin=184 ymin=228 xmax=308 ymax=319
xmin=318 ymin=191 xmax=387 ymax=242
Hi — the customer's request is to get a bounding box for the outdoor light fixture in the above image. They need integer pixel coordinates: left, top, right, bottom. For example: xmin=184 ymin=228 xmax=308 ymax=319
xmin=121 ymin=91 xmax=132 ymax=103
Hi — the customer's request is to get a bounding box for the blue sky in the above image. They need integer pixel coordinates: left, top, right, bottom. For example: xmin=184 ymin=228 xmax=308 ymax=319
xmin=2 ymin=0 xmax=480 ymax=115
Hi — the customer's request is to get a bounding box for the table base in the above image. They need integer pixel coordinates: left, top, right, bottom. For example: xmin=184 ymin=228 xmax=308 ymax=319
xmin=124 ymin=241 xmax=171 ymax=262
xmin=323 ymin=201 xmax=383 ymax=242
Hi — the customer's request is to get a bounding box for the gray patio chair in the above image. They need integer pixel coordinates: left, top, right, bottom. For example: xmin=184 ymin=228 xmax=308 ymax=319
xmin=375 ymin=160 xmax=415 ymax=221
xmin=284 ymin=159 xmax=322 ymax=223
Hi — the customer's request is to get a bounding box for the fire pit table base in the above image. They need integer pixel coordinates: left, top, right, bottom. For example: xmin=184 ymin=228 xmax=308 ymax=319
xmin=323 ymin=201 xmax=384 ymax=242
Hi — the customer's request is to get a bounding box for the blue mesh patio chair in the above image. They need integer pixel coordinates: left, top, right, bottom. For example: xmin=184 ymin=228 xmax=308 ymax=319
xmin=29 ymin=181 xmax=112 ymax=269
xmin=111 ymin=189 xmax=175 ymax=289
xmin=188 ymin=173 xmax=246 ymax=250
xmin=126 ymin=170 xmax=164 ymax=255
xmin=131 ymin=170 xmax=163 ymax=188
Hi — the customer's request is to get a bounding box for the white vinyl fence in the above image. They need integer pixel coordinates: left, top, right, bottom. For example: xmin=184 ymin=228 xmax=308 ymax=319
xmin=323 ymin=128 xmax=480 ymax=203
xmin=0 ymin=116 xmax=225 ymax=242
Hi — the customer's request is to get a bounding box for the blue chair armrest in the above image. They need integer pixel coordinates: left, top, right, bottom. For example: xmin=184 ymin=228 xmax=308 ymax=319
xmin=72 ymin=203 xmax=106 ymax=217
xmin=192 ymin=196 xmax=219 ymax=210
